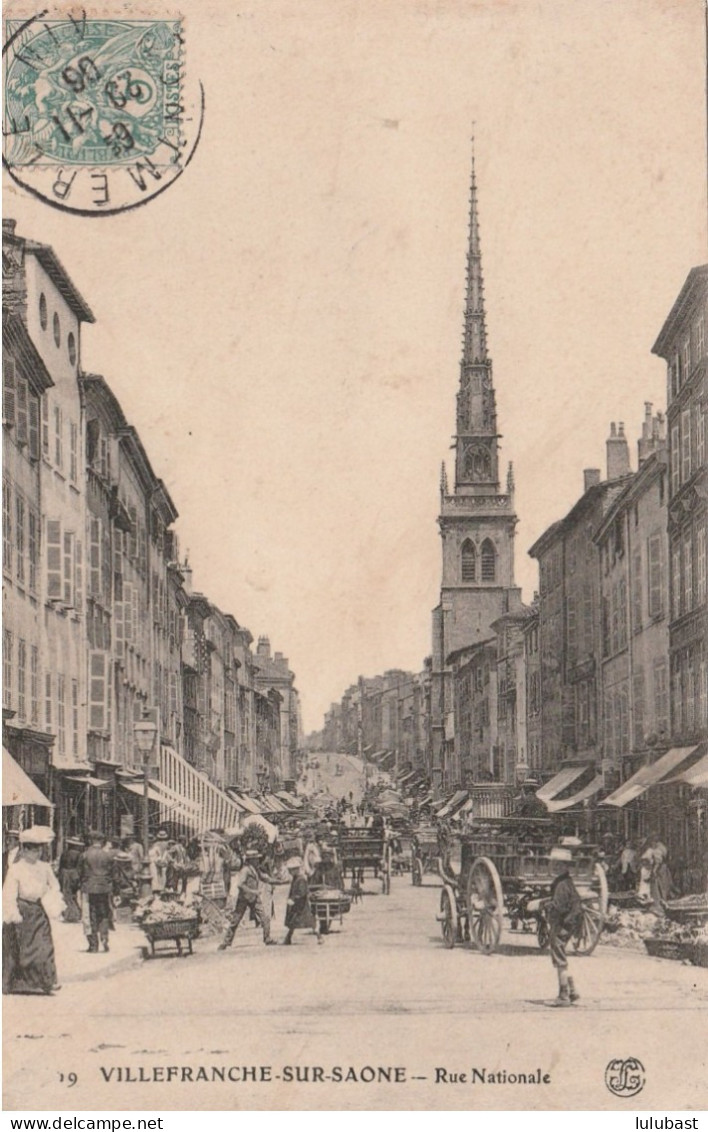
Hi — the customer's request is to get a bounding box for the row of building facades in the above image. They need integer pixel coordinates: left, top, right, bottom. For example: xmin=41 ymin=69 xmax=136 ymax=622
xmin=3 ymin=219 xmax=302 ymax=845
xmin=315 ymin=158 xmax=706 ymax=875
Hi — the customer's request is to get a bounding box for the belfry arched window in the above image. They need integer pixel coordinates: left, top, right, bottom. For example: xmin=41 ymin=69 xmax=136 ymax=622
xmin=461 ymin=539 xmax=477 ymax=582
xmin=481 ymin=538 xmax=496 ymax=582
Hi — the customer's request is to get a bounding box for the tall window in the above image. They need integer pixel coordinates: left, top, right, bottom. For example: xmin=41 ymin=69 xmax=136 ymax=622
xmin=617 ymin=577 xmax=628 ymax=651
xmin=697 ymin=527 xmax=707 ymax=605
xmin=15 ymin=493 xmax=25 ymax=586
xmin=654 ymin=659 xmax=668 ymax=736
xmin=30 ymin=646 xmax=39 ymax=725
xmin=671 ymin=541 xmax=681 ymax=619
xmin=461 ymin=539 xmax=476 ymax=582
xmin=632 ymin=669 xmax=645 ymax=749
xmin=45 ymin=673 xmax=52 ymax=729
xmin=697 ymin=404 xmax=705 ymax=470
xmin=3 ymin=478 xmax=12 ymax=578
xmin=481 ymin=539 xmax=496 ymax=582
xmin=17 ymin=639 xmax=26 ymax=720
xmin=3 ymin=630 xmax=12 ymax=709
xmin=69 ymin=422 xmax=78 ymax=482
xmin=71 ymin=679 xmax=79 ymax=756
xmin=683 ymin=530 xmax=693 ymax=612
xmin=670 ymin=425 xmax=679 ymax=495
xmin=57 ymin=674 xmax=66 ymax=756
xmin=647 ymin=533 xmax=664 ymax=618
xmin=28 ymin=510 xmax=38 ymax=594
xmin=54 ymin=406 xmax=63 ymax=469
xmin=631 ymin=549 xmax=642 ymax=632
xmin=681 ymin=409 xmax=692 ymax=483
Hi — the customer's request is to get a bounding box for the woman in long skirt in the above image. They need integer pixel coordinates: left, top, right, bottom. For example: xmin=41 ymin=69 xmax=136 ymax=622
xmin=2 ymin=827 xmax=64 ymax=995
xmin=283 ymin=857 xmax=321 ymax=945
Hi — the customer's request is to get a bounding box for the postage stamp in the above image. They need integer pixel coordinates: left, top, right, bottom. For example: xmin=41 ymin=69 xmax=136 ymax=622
xmin=3 ymin=11 xmax=202 ymax=214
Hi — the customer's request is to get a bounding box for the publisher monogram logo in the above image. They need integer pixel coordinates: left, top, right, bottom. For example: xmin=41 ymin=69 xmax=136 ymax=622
xmin=605 ymin=1058 xmax=646 ymax=1098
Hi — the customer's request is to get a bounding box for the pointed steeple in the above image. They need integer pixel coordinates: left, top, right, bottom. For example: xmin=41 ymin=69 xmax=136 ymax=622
xmin=462 ymin=140 xmax=488 ymax=368
xmin=454 ymin=140 xmax=499 ymax=492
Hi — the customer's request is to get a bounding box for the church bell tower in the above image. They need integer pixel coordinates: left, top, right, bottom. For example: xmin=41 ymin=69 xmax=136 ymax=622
xmin=430 ymin=144 xmax=521 ymax=787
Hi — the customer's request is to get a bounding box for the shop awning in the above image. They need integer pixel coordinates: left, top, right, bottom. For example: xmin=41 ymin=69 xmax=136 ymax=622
xmin=227 ymin=791 xmax=263 ymax=814
xmin=379 ymin=751 xmax=396 ymax=769
xmin=546 ymin=774 xmax=604 ymax=813
xmin=3 ymin=748 xmax=53 ymax=808
xmin=371 ymin=750 xmax=388 ymax=763
xmin=264 ymin=793 xmax=288 ymax=812
xmin=664 ymin=748 xmax=708 ymax=788
xmin=536 ymin=765 xmax=588 ymax=804
xmin=437 ymin=790 xmax=469 ymax=819
xmin=66 ymin=775 xmax=111 ymax=788
xmin=602 ymin=746 xmax=701 ymax=808
xmin=119 ymin=779 xmax=165 ymax=805
xmin=276 ymin=791 xmax=302 ymax=809
xmin=418 ymin=792 xmax=433 ymax=807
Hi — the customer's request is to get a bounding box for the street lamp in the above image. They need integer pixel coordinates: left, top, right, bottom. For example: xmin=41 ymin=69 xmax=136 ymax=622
xmin=134 ymin=716 xmax=158 ymax=898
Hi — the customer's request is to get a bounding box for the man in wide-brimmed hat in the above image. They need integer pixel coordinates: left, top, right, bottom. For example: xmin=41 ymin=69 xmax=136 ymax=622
xmin=218 ymin=848 xmax=275 ymax=949
xmin=80 ymin=830 xmax=116 ymax=953
xmin=543 ymin=846 xmax=583 ymax=1006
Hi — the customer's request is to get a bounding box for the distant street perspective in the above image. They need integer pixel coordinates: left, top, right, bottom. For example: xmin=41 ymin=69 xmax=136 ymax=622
xmin=4 ymin=751 xmax=707 ymax=1111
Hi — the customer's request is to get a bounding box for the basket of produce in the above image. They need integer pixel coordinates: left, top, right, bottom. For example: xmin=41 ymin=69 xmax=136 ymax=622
xmin=643 ymin=937 xmax=688 ymax=961
xmin=134 ymin=893 xmax=202 ymax=957
xmin=662 ymin=895 xmax=708 ymax=924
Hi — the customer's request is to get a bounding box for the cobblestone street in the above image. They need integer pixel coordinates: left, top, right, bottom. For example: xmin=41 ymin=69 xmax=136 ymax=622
xmin=5 ymin=870 xmax=707 ymax=1111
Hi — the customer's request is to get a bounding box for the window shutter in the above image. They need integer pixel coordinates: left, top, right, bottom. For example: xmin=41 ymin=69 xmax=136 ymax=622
xmin=114 ymin=598 xmax=124 ymax=658
xmin=89 ymin=650 xmax=106 ymax=731
xmin=102 ymin=525 xmax=111 ymax=602
xmin=47 ymin=519 xmax=62 ymax=599
xmin=3 ymin=358 xmax=16 ymax=426
xmin=41 ymin=397 xmax=50 ymax=457
xmin=647 ymin=534 xmax=663 ymax=618
xmin=124 ymin=581 xmax=133 ymax=642
xmin=28 ymin=395 xmax=39 ymax=460
xmin=16 ymin=377 xmax=28 ymax=445
xmin=74 ymin=538 xmax=82 ymax=611
xmin=63 ymin=530 xmax=74 ymax=605
xmin=89 ymin=518 xmax=100 ymax=596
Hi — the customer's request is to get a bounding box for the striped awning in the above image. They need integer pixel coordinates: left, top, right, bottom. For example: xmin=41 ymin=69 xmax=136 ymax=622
xmin=602 ymin=747 xmax=701 ymax=808
xmin=667 ymin=751 xmax=708 ymax=788
xmin=437 ymin=790 xmax=469 ymax=819
xmin=546 ymin=774 xmax=604 ymax=813
xmin=536 ymin=765 xmax=588 ymax=804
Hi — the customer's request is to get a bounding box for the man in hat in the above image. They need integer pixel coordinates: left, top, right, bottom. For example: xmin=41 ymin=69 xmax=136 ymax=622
xmin=80 ymin=830 xmax=116 ymax=953
xmin=218 ymin=849 xmax=275 ymax=949
xmin=544 ymin=846 xmax=583 ymax=1006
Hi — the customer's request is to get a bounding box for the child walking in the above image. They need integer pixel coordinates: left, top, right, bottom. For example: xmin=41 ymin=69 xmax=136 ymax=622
xmin=545 ymin=845 xmax=583 ymax=1006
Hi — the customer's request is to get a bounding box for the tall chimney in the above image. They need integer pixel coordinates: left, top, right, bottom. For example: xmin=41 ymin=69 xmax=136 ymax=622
xmin=606 ymin=421 xmax=631 ymax=480
xmin=584 ymin=468 xmax=601 ymax=492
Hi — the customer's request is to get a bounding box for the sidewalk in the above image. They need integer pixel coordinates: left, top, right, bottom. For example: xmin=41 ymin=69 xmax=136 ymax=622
xmin=52 ymin=918 xmax=145 ymax=985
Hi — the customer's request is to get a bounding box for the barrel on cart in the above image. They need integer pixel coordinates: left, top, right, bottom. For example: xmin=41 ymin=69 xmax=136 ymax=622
xmin=436 ymin=818 xmax=608 ymax=955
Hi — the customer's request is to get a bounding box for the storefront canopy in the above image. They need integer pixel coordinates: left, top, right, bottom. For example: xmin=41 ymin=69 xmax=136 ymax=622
xmin=226 ymin=791 xmax=263 ymax=815
xmin=665 ymin=748 xmax=708 ymax=789
xmin=2 ymin=748 xmax=52 ymax=808
xmin=536 ymin=765 xmax=588 ymax=805
xmin=276 ymin=791 xmax=302 ymax=809
xmin=437 ymin=790 xmax=469 ymax=819
xmin=545 ymin=774 xmax=604 ymax=813
xmin=602 ymin=746 xmax=701 ymax=808
xmin=119 ymin=778 xmax=166 ymax=806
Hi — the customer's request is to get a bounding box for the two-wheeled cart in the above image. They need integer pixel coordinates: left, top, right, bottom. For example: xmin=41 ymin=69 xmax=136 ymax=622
xmin=339 ymin=827 xmax=392 ymax=895
xmin=436 ymin=818 xmax=608 ymax=955
xmin=309 ymin=886 xmax=352 ymax=934
xmin=411 ymin=824 xmax=440 ymax=886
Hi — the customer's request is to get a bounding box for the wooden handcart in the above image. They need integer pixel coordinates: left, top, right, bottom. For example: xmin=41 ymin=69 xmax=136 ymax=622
xmin=309 ymin=887 xmax=352 ymax=934
xmin=141 ymin=915 xmax=201 ymax=958
xmin=339 ymin=827 xmax=392 ymax=895
xmin=411 ymin=823 xmax=440 ymax=886
xmin=436 ymin=818 xmax=608 ymax=956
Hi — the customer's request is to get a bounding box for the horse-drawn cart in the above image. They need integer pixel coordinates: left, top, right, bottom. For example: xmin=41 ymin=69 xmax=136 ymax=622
xmin=437 ymin=819 xmax=608 ymax=955
xmin=339 ymin=827 xmax=392 ymax=895
xmin=411 ymin=824 xmax=440 ymax=886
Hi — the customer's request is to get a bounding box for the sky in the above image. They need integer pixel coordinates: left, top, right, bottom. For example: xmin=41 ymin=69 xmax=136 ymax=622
xmin=5 ymin=0 xmax=707 ymax=733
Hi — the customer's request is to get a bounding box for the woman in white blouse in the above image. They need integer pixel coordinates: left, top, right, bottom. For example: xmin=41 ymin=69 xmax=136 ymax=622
xmin=2 ymin=826 xmax=64 ymax=995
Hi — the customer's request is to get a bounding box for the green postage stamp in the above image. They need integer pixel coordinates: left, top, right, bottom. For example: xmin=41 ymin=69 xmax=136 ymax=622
xmin=3 ymin=12 xmax=202 ymax=213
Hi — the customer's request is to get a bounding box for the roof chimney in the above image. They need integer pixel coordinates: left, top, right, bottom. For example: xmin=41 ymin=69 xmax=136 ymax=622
xmin=606 ymin=421 xmax=631 ymax=480
xmin=584 ymin=468 xmax=601 ymax=492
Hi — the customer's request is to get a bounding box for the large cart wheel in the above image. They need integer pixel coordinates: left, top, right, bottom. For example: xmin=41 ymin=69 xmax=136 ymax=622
xmin=382 ymin=846 xmax=392 ymax=895
xmin=440 ymin=886 xmax=456 ymax=949
xmin=412 ymin=856 xmax=423 ymax=886
xmin=572 ymin=864 xmax=608 ymax=956
xmin=466 ymin=856 xmax=504 ymax=955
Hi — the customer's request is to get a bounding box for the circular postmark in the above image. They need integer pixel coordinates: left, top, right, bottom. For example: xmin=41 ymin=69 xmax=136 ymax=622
xmin=604 ymin=1057 xmax=646 ymax=1099
xmin=3 ymin=9 xmax=203 ymax=215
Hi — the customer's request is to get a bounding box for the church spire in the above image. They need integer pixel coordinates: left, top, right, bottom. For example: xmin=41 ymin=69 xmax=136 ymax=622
xmin=454 ymin=140 xmax=499 ymax=492
xmin=462 ymin=140 xmax=488 ymax=367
